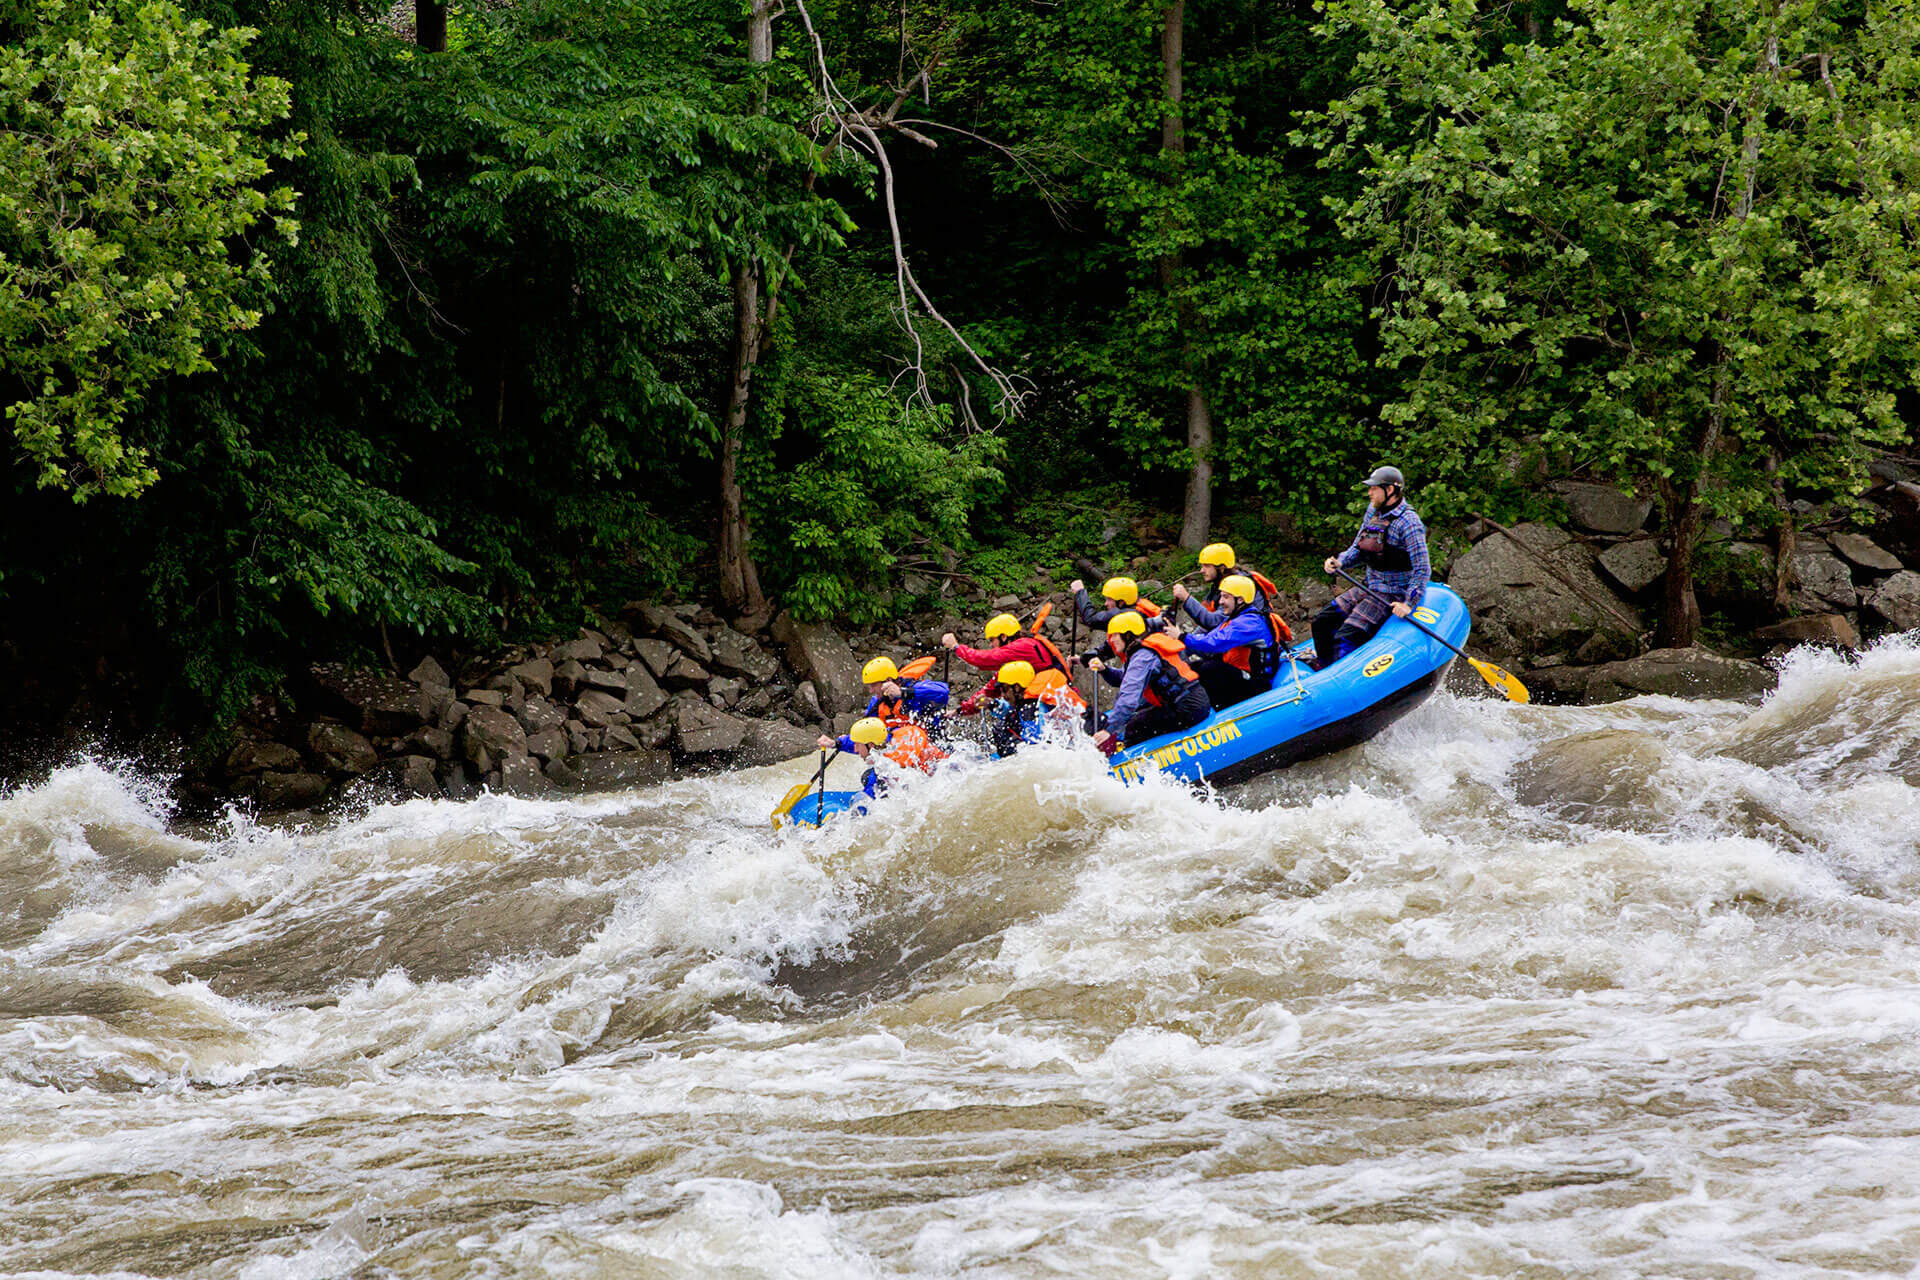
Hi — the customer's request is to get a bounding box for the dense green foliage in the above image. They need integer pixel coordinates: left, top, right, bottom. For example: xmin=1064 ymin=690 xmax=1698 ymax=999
xmin=0 ymin=0 xmax=1913 ymax=736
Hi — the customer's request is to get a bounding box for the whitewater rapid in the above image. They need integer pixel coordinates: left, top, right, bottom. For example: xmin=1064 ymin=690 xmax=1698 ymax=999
xmin=5 ymin=639 xmax=1920 ymax=1277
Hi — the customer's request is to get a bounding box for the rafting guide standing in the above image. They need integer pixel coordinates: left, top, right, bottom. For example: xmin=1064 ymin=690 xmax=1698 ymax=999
xmin=1313 ymin=465 xmax=1430 ymax=669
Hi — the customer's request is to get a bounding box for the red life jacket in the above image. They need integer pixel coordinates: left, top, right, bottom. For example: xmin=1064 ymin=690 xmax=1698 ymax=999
xmin=1135 ymin=632 xmax=1199 ymax=707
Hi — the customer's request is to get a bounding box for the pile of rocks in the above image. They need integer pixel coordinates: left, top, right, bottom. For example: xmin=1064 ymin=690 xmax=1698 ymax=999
xmin=222 ymin=602 xmax=883 ymax=811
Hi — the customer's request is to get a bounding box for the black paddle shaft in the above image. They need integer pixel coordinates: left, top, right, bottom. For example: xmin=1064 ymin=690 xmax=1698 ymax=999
xmin=1332 ymin=567 xmax=1473 ymax=665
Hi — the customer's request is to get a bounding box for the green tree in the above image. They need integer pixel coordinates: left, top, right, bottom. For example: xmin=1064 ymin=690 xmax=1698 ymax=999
xmin=0 ymin=0 xmax=298 ymax=499
xmin=1315 ymin=0 xmax=1920 ymax=644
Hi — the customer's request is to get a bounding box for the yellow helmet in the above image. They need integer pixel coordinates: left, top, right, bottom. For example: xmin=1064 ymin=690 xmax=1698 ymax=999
xmin=1102 ymin=576 xmax=1139 ymax=605
xmin=1199 ymin=543 xmax=1236 ymax=568
xmin=1106 ymin=611 xmax=1146 ymax=638
xmin=861 ymin=657 xmax=899 ymax=684
xmin=995 ymin=660 xmax=1036 ymax=688
xmin=1219 ymin=574 xmax=1256 ymax=603
xmin=983 ymin=613 xmax=1021 ymax=641
xmin=849 ymin=717 xmax=889 ymax=746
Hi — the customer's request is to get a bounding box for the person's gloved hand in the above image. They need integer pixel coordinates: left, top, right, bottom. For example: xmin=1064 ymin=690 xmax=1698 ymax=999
xmin=1092 ymin=730 xmax=1119 ymax=756
xmin=957 ymin=693 xmax=981 ymax=716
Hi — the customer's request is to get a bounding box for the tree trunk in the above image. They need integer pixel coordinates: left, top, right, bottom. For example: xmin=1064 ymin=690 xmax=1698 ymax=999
xmin=1658 ymin=482 xmax=1704 ymax=649
xmin=416 ymin=0 xmax=446 ymax=52
xmin=716 ymin=0 xmax=776 ymax=619
xmin=1769 ymin=452 xmax=1795 ymax=615
xmin=1156 ymin=0 xmax=1214 ymax=550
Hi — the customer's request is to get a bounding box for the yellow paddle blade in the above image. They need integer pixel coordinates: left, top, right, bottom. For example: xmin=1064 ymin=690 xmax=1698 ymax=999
xmin=771 ymin=781 xmax=813 ymax=829
xmin=1469 ymin=656 xmax=1531 ymax=704
xmin=898 ymin=655 xmax=938 ymax=680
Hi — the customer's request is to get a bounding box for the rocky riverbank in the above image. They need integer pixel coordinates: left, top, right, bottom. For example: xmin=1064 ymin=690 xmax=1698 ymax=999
xmin=203 ymin=472 xmax=1920 ymax=813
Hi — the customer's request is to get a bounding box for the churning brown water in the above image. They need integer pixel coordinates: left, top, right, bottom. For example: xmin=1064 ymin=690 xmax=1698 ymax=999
xmin=5 ymin=638 xmax=1920 ymax=1278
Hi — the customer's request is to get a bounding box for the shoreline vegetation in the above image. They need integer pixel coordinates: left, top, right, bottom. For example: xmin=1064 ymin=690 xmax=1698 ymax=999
xmin=3 ymin=0 xmax=1917 ymax=811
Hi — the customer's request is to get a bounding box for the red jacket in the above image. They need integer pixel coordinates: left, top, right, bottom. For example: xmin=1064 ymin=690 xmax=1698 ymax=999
xmin=952 ymin=635 xmax=1071 ymax=677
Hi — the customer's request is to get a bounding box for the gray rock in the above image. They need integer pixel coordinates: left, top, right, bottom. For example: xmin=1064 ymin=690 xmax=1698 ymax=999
xmin=517 ymin=696 xmax=565 ymax=735
xmin=309 ymin=663 xmax=430 ymax=735
xmin=497 ymin=755 xmax=548 ymax=795
xmin=566 ymin=722 xmax=590 ymax=755
xmin=464 ymin=688 xmax=505 ymax=708
xmin=1865 ymin=570 xmax=1920 ymax=632
xmin=306 ymin=722 xmax=379 ymax=777
xmin=795 ymin=680 xmax=825 ymax=724
xmin=1446 ymin=523 xmax=1641 ymax=662
xmin=1755 ymin=614 xmax=1862 ymax=650
xmin=1582 ymin=647 xmax=1774 ymax=704
xmin=673 ymin=695 xmax=746 ymax=754
xmin=408 ymin=656 xmax=451 ymax=688
xmin=400 ymin=755 xmax=440 ymax=797
xmin=406 ymin=725 xmax=454 ymax=759
xmin=632 ymin=716 xmax=673 ymax=750
xmin=603 ymin=724 xmax=642 ymax=752
xmin=1789 ymin=548 xmax=1858 ymax=614
xmin=707 ymin=627 xmax=779 ymax=681
xmin=1597 ymin=540 xmax=1667 ymax=595
xmin=993 ymin=593 xmax=1023 ymax=609
xmin=571 ymin=749 xmax=673 ymax=791
xmin=633 ymin=639 xmax=677 ymax=679
xmin=507 ymin=658 xmax=554 ymax=697
xmin=582 ymin=668 xmax=629 ymax=695
xmin=573 ymin=690 xmax=626 ymax=728
xmin=710 ymin=676 xmax=743 ymax=707
xmin=553 ymin=659 xmax=587 ymax=696
xmin=1558 ymin=482 xmax=1653 ymax=535
xmin=226 ymin=740 xmax=302 ymax=776
xmin=623 ymin=665 xmax=668 ymax=720
xmin=736 ymin=719 xmax=820 ymax=766
xmin=1297 ymin=581 xmax=1334 ymax=615
xmin=1831 ymin=532 xmax=1904 ymax=574
xmin=437 ymin=700 xmax=468 ymax=734
xmin=661 ymin=653 xmax=712 ymax=690
xmin=553 ymin=637 xmax=603 ymax=664
xmin=627 ymin=603 xmax=714 ymax=663
xmin=256 ymin=771 xmax=330 ymax=810
xmin=525 ymin=727 xmax=568 ymax=761
xmin=462 ymin=705 xmax=528 ymax=768
xmin=771 ymin=611 xmax=866 ymax=715
xmin=543 ymin=757 xmax=580 ymax=788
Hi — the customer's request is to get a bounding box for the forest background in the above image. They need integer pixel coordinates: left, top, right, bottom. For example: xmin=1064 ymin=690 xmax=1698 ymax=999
xmin=3 ymin=0 xmax=1917 ymax=753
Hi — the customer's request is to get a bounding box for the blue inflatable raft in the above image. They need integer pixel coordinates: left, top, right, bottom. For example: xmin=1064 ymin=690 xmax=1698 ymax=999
xmin=773 ymin=585 xmax=1471 ymax=826
xmin=1105 ymin=583 xmax=1470 ymax=787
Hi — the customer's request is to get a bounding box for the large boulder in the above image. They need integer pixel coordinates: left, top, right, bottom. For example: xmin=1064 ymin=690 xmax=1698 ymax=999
xmin=305 ymin=722 xmax=380 ymax=777
xmin=517 ymin=695 xmax=566 ymax=735
xmin=661 ymin=653 xmax=712 ymax=690
xmin=570 ymin=750 xmax=673 ymax=791
xmin=507 ymin=658 xmax=554 ymax=697
xmin=1830 ymin=533 xmax=1904 ymax=575
xmin=1788 ymin=543 xmax=1859 ymax=614
xmin=1755 ymin=614 xmax=1862 ymax=650
xmin=736 ymin=719 xmax=820 ymax=767
xmin=573 ymin=690 xmax=627 ymax=728
xmin=1865 ymin=570 xmax=1920 ymax=632
xmin=408 ymin=656 xmax=451 ymax=688
xmin=1557 ymin=482 xmax=1653 ymax=535
xmin=633 ymin=639 xmax=677 ymax=680
xmin=708 ymin=626 xmax=779 ymax=681
xmin=1445 ymin=523 xmax=1641 ymax=663
xmin=1597 ymin=540 xmax=1667 ymax=595
xmin=770 ymin=611 xmax=867 ymax=716
xmin=672 ymin=694 xmax=746 ymax=755
xmin=226 ymin=739 xmax=303 ymax=776
xmin=461 ymin=705 xmax=528 ymax=770
xmin=626 ymin=603 xmax=713 ymax=665
xmin=497 ymin=755 xmax=550 ymax=796
xmin=623 ymin=664 xmax=668 ymax=720
xmin=256 ymin=770 xmax=330 ymax=810
xmin=309 ymin=664 xmax=430 ymax=736
xmin=1582 ymin=647 xmax=1774 ymax=704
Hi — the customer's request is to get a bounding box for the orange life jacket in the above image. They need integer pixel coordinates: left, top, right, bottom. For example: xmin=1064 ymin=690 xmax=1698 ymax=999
xmin=883 ymin=723 xmax=944 ymax=772
xmin=1031 ymin=633 xmax=1073 ymax=676
xmin=1221 ymin=612 xmax=1295 ymax=674
xmin=1023 ymin=667 xmax=1087 ymax=712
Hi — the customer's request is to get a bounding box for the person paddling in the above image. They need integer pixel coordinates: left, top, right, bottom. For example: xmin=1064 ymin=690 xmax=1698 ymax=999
xmin=1313 ymin=465 xmax=1430 ymax=669
xmin=860 ymin=656 xmax=949 ymax=735
xmin=1086 ymin=611 xmax=1211 ymax=755
xmin=1175 ymin=574 xmax=1287 ymax=709
xmin=953 ymin=660 xmax=1043 ymax=757
xmin=816 ymin=716 xmax=945 ymax=799
xmin=1175 ymin=543 xmax=1280 ymax=618
xmin=1070 ymin=576 xmax=1164 ymax=630
xmin=940 ymin=613 xmax=1074 ymax=687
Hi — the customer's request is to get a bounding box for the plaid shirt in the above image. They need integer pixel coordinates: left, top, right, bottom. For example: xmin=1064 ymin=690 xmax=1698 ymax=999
xmin=1337 ymin=502 xmax=1429 ymax=607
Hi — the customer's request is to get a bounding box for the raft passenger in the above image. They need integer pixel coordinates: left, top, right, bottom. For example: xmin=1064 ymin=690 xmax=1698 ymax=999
xmin=1088 ymin=611 xmax=1211 ymax=754
xmin=816 ymin=716 xmax=945 ymax=799
xmin=860 ymin=656 xmax=949 ymax=735
xmin=1070 ymin=576 xmax=1163 ymax=630
xmin=939 ymin=613 xmax=1073 ymax=686
xmin=1176 ymin=574 xmax=1286 ymax=710
xmin=1175 ymin=543 xmax=1279 ymax=618
xmin=1314 ymin=465 xmax=1429 ymax=669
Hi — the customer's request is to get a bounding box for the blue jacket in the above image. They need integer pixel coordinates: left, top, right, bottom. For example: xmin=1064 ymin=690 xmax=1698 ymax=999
xmin=865 ymin=678 xmax=949 ymax=732
xmin=1179 ymin=608 xmax=1274 ymax=659
xmin=1105 ymin=648 xmax=1170 ymax=743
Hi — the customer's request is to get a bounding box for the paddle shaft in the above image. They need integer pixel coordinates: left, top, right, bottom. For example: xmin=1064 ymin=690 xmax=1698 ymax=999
xmin=1332 ymin=567 xmax=1472 ymax=665
xmin=813 ymin=748 xmax=837 ymax=812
